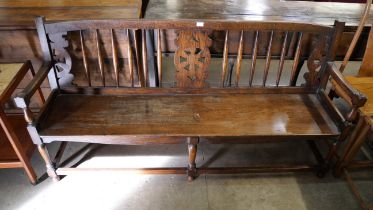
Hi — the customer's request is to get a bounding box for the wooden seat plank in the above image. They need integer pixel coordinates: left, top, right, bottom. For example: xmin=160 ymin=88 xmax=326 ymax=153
xmin=38 ymin=93 xmax=339 ymax=138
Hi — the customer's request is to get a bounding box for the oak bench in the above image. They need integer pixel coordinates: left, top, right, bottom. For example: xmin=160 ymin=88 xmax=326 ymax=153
xmin=14 ymin=17 xmax=366 ymax=181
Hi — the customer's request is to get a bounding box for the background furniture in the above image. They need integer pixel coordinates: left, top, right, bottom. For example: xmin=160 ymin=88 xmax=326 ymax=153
xmin=0 ymin=61 xmax=44 ymax=184
xmin=145 ymin=0 xmax=373 ymax=60
xmin=334 ymin=20 xmax=373 ymax=176
xmin=0 ymin=0 xmax=145 ymax=90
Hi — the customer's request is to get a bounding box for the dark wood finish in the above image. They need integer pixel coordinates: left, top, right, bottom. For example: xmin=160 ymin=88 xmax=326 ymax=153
xmin=0 ymin=0 xmax=143 ymax=27
xmin=263 ymin=30 xmax=274 ymax=87
xmin=56 ymin=165 xmax=317 ymax=176
xmin=145 ymin=0 xmax=373 ymax=25
xmin=187 ymin=137 xmax=198 ymax=181
xmin=95 ymin=29 xmax=105 ymax=86
xmin=277 ymin=31 xmax=289 ymax=86
xmin=37 ymin=93 xmax=339 ymax=137
xmin=127 ymin=29 xmax=135 ymax=87
xmin=0 ymin=0 xmax=371 ymax=71
xmin=157 ymin=29 xmax=162 ymax=87
xmin=0 ymin=115 xmax=34 ymax=162
xmin=0 ymin=61 xmax=45 ymax=184
xmin=338 ymin=0 xmax=371 ymax=73
xmin=80 ymin=30 xmax=91 ymax=87
xmin=290 ymin=32 xmax=303 ymax=86
xmin=144 ymin=0 xmax=373 ymax=63
xmin=234 ymin=30 xmax=244 ymax=87
xmin=174 ymin=31 xmax=211 ymax=88
xmin=0 ymin=0 xmax=144 ymax=95
xmin=221 ymin=30 xmax=229 ymax=87
xmin=249 ymin=31 xmax=259 ymax=87
xmin=37 ymin=144 xmax=60 ymax=182
xmin=15 ymin=18 xmax=367 ymax=181
xmin=142 ymin=29 xmax=148 ymax=87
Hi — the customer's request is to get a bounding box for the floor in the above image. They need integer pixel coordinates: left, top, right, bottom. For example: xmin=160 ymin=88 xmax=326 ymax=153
xmin=0 ymin=61 xmax=372 ymax=210
xmin=0 ymin=142 xmax=372 ymax=210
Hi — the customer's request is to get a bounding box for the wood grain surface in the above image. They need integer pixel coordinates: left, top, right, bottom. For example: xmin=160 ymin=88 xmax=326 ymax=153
xmin=145 ymin=0 xmax=372 ymax=26
xmin=0 ymin=0 xmax=142 ymax=27
xmin=38 ymin=93 xmax=339 ymax=137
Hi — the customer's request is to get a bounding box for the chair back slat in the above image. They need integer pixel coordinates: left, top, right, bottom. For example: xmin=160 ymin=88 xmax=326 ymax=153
xmin=249 ymin=30 xmax=259 ymax=87
xmin=127 ymin=29 xmax=135 ymax=87
xmin=142 ymin=29 xmax=148 ymax=87
xmin=289 ymin=32 xmax=303 ymax=86
xmin=95 ymin=29 xmax=105 ymax=86
xmin=276 ymin=31 xmax=289 ymax=87
xmin=80 ymin=30 xmax=91 ymax=87
xmin=36 ymin=18 xmax=341 ymax=89
xmin=110 ymin=29 xmax=120 ymax=87
xmin=157 ymin=29 xmax=162 ymax=87
xmin=234 ymin=30 xmax=244 ymax=87
xmin=221 ymin=30 xmax=229 ymax=87
xmin=263 ymin=30 xmax=274 ymax=87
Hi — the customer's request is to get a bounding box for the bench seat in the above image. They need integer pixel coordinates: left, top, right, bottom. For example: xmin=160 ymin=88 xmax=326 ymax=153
xmin=15 ymin=18 xmax=368 ymax=181
xmin=37 ymin=91 xmax=339 ymax=142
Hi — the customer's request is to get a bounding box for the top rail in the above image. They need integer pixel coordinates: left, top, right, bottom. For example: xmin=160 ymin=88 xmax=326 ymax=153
xmin=43 ymin=19 xmax=333 ymax=34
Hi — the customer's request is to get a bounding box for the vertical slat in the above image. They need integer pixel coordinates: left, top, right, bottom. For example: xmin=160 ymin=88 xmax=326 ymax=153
xmin=263 ymin=30 xmax=274 ymax=87
xmin=157 ymin=29 xmax=162 ymax=87
xmin=249 ymin=31 xmax=259 ymax=87
xmin=127 ymin=29 xmax=134 ymax=87
xmin=111 ymin=29 xmax=119 ymax=87
xmin=142 ymin=29 xmax=148 ymax=87
xmin=133 ymin=29 xmax=145 ymax=87
xmin=80 ymin=30 xmax=91 ymax=87
xmin=95 ymin=29 xmax=105 ymax=86
xmin=289 ymin=32 xmax=303 ymax=86
xmin=221 ymin=30 xmax=229 ymax=87
xmin=276 ymin=31 xmax=289 ymax=86
xmin=235 ymin=30 xmax=244 ymax=87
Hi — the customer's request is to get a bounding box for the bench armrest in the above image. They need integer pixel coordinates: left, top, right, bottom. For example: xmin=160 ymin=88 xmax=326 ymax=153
xmin=14 ymin=62 xmax=52 ymax=109
xmin=327 ymin=62 xmax=367 ymax=108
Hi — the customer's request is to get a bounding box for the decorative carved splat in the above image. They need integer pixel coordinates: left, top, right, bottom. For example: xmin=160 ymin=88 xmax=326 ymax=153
xmin=174 ymin=31 xmax=212 ymax=88
xmin=304 ymin=38 xmax=327 ymax=87
xmin=49 ymin=32 xmax=73 ymax=88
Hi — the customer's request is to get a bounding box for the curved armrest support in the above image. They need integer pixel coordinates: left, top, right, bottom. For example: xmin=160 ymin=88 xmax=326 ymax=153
xmin=327 ymin=62 xmax=367 ymax=108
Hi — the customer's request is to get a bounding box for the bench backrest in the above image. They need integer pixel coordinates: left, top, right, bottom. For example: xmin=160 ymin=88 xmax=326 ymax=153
xmin=36 ymin=18 xmax=343 ymax=89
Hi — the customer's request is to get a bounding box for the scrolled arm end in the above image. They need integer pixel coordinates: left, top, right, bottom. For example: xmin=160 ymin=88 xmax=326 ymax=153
xmin=327 ymin=62 xmax=367 ymax=109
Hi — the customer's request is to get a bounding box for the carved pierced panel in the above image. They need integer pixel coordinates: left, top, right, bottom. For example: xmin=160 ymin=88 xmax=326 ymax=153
xmin=49 ymin=32 xmax=73 ymax=88
xmin=174 ymin=31 xmax=212 ymax=88
xmin=304 ymin=37 xmax=327 ymax=87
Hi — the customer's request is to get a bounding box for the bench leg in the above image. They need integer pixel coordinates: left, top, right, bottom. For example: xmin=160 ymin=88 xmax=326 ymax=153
xmin=307 ymin=140 xmax=328 ymax=177
xmin=334 ymin=122 xmax=370 ymax=177
xmin=325 ymin=125 xmax=352 ymax=168
xmin=38 ymin=144 xmax=60 ymax=182
xmin=187 ymin=137 xmax=199 ymax=181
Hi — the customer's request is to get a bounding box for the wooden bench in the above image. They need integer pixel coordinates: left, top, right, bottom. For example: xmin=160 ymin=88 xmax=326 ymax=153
xmin=14 ymin=17 xmax=367 ymax=181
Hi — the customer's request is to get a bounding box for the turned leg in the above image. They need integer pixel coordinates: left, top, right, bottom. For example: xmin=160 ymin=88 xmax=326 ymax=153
xmin=334 ymin=120 xmax=370 ymax=177
xmin=38 ymin=144 xmax=60 ymax=182
xmin=325 ymin=123 xmax=353 ymax=167
xmin=187 ymin=137 xmax=199 ymax=181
